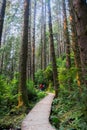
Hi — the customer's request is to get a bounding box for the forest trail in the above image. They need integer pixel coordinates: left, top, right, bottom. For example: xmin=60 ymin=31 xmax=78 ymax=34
xmin=21 ymin=93 xmax=55 ymax=130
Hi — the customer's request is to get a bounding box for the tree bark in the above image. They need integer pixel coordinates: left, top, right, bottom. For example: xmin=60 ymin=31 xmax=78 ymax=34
xmin=0 ymin=26 xmax=7 ymax=73
xmin=73 ymin=0 xmax=87 ymax=84
xmin=27 ymin=0 xmax=31 ymax=80
xmin=0 ymin=0 xmax=6 ymax=47
xmin=43 ymin=0 xmax=46 ymax=70
xmin=63 ymin=0 xmax=71 ymax=69
xmin=68 ymin=0 xmax=83 ymax=90
xmin=41 ymin=23 xmax=43 ymax=70
xmin=47 ymin=0 xmax=59 ymax=97
xmin=18 ymin=0 xmax=29 ymax=107
xmin=41 ymin=0 xmax=44 ymax=70
xmin=32 ymin=0 xmax=36 ymax=81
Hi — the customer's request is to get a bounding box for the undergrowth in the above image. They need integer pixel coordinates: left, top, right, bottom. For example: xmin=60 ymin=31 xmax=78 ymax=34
xmin=50 ymin=87 xmax=87 ymax=130
xmin=0 ymin=76 xmax=46 ymax=130
xmin=50 ymin=56 xmax=87 ymax=130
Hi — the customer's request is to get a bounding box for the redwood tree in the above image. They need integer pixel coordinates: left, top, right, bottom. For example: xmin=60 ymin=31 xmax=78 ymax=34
xmin=0 ymin=0 xmax=6 ymax=47
xmin=27 ymin=0 xmax=31 ymax=80
xmin=47 ymin=0 xmax=59 ymax=97
xmin=63 ymin=0 xmax=71 ymax=69
xmin=73 ymin=0 xmax=87 ymax=84
xmin=18 ymin=0 xmax=29 ymax=106
xmin=41 ymin=0 xmax=44 ymax=70
xmin=32 ymin=0 xmax=37 ymax=81
xmin=68 ymin=0 xmax=83 ymax=89
xmin=43 ymin=0 xmax=46 ymax=70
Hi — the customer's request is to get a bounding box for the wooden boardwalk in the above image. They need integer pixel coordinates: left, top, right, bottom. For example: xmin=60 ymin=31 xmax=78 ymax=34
xmin=21 ymin=93 xmax=55 ymax=130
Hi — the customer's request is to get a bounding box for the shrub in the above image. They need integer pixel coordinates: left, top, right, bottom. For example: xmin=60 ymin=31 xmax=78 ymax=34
xmin=35 ymin=69 xmax=45 ymax=85
xmin=36 ymin=90 xmax=47 ymax=99
xmin=27 ymin=80 xmax=37 ymax=100
xmin=0 ymin=76 xmax=18 ymax=116
xmin=44 ymin=65 xmax=53 ymax=83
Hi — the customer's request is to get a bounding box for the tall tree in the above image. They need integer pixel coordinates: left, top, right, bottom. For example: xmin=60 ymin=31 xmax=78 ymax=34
xmin=73 ymin=0 xmax=87 ymax=84
xmin=0 ymin=26 xmax=7 ymax=73
xmin=27 ymin=0 xmax=31 ymax=80
xmin=41 ymin=0 xmax=44 ymax=70
xmin=41 ymin=21 xmax=43 ymax=69
xmin=40 ymin=0 xmax=46 ymax=70
xmin=47 ymin=0 xmax=59 ymax=97
xmin=68 ymin=0 xmax=83 ymax=90
xmin=0 ymin=0 xmax=6 ymax=47
xmin=43 ymin=0 xmax=46 ymax=70
xmin=32 ymin=0 xmax=37 ymax=81
xmin=63 ymin=0 xmax=71 ymax=69
xmin=18 ymin=0 xmax=29 ymax=106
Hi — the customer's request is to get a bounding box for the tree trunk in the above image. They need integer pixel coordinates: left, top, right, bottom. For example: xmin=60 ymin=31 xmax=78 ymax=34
xmin=56 ymin=0 xmax=62 ymax=57
xmin=27 ymin=0 xmax=31 ymax=80
xmin=41 ymin=23 xmax=43 ymax=70
xmin=18 ymin=0 xmax=29 ymax=107
xmin=73 ymin=0 xmax=87 ymax=84
xmin=40 ymin=0 xmax=46 ymax=70
xmin=63 ymin=0 xmax=71 ymax=69
xmin=41 ymin=0 xmax=44 ymax=70
xmin=32 ymin=0 xmax=36 ymax=81
xmin=43 ymin=0 xmax=46 ymax=70
xmin=68 ymin=0 xmax=83 ymax=90
xmin=47 ymin=0 xmax=59 ymax=97
xmin=0 ymin=0 xmax=6 ymax=47
xmin=0 ymin=27 xmax=7 ymax=73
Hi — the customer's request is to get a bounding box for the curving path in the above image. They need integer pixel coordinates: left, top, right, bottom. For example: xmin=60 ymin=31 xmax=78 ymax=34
xmin=21 ymin=93 xmax=55 ymax=130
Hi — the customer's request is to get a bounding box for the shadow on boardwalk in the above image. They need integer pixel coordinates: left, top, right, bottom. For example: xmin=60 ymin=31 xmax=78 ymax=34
xmin=21 ymin=93 xmax=55 ymax=130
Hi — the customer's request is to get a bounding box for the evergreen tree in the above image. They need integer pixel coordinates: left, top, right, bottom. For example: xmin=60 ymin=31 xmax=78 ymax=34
xmin=18 ymin=0 xmax=29 ymax=106
xmin=0 ymin=0 xmax=6 ymax=47
xmin=47 ymin=0 xmax=59 ymax=97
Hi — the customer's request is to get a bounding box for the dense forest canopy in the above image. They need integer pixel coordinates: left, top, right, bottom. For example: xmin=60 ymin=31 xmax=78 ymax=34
xmin=0 ymin=0 xmax=87 ymax=129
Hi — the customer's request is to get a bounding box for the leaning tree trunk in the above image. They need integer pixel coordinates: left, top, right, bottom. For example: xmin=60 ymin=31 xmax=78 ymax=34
xmin=73 ymin=0 xmax=87 ymax=84
xmin=32 ymin=0 xmax=36 ymax=81
xmin=18 ymin=0 xmax=29 ymax=107
xmin=47 ymin=0 xmax=59 ymax=97
xmin=0 ymin=0 xmax=6 ymax=47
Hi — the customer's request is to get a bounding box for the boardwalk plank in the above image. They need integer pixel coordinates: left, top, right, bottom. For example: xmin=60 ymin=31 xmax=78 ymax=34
xmin=21 ymin=93 xmax=55 ymax=130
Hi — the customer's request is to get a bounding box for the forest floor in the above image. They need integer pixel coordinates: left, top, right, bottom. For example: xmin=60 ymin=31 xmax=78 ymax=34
xmin=21 ymin=93 xmax=55 ymax=130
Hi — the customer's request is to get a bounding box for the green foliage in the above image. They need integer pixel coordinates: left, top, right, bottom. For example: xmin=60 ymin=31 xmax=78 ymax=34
xmin=35 ymin=65 xmax=53 ymax=90
xmin=50 ymin=115 xmax=60 ymax=128
xmin=50 ymin=87 xmax=87 ymax=130
xmin=47 ymin=81 xmax=54 ymax=92
xmin=35 ymin=69 xmax=45 ymax=85
xmin=56 ymin=56 xmax=66 ymax=68
xmin=50 ymin=55 xmax=87 ymax=130
xmin=0 ymin=76 xmax=46 ymax=129
xmin=59 ymin=67 xmax=77 ymax=89
xmin=0 ymin=105 xmax=28 ymax=130
xmin=44 ymin=64 xmax=53 ymax=82
xmin=27 ymin=80 xmax=37 ymax=100
xmin=27 ymin=80 xmax=47 ymax=101
xmin=0 ymin=76 xmax=18 ymax=115
xmin=56 ymin=92 xmax=87 ymax=130
xmin=36 ymin=90 xmax=47 ymax=99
